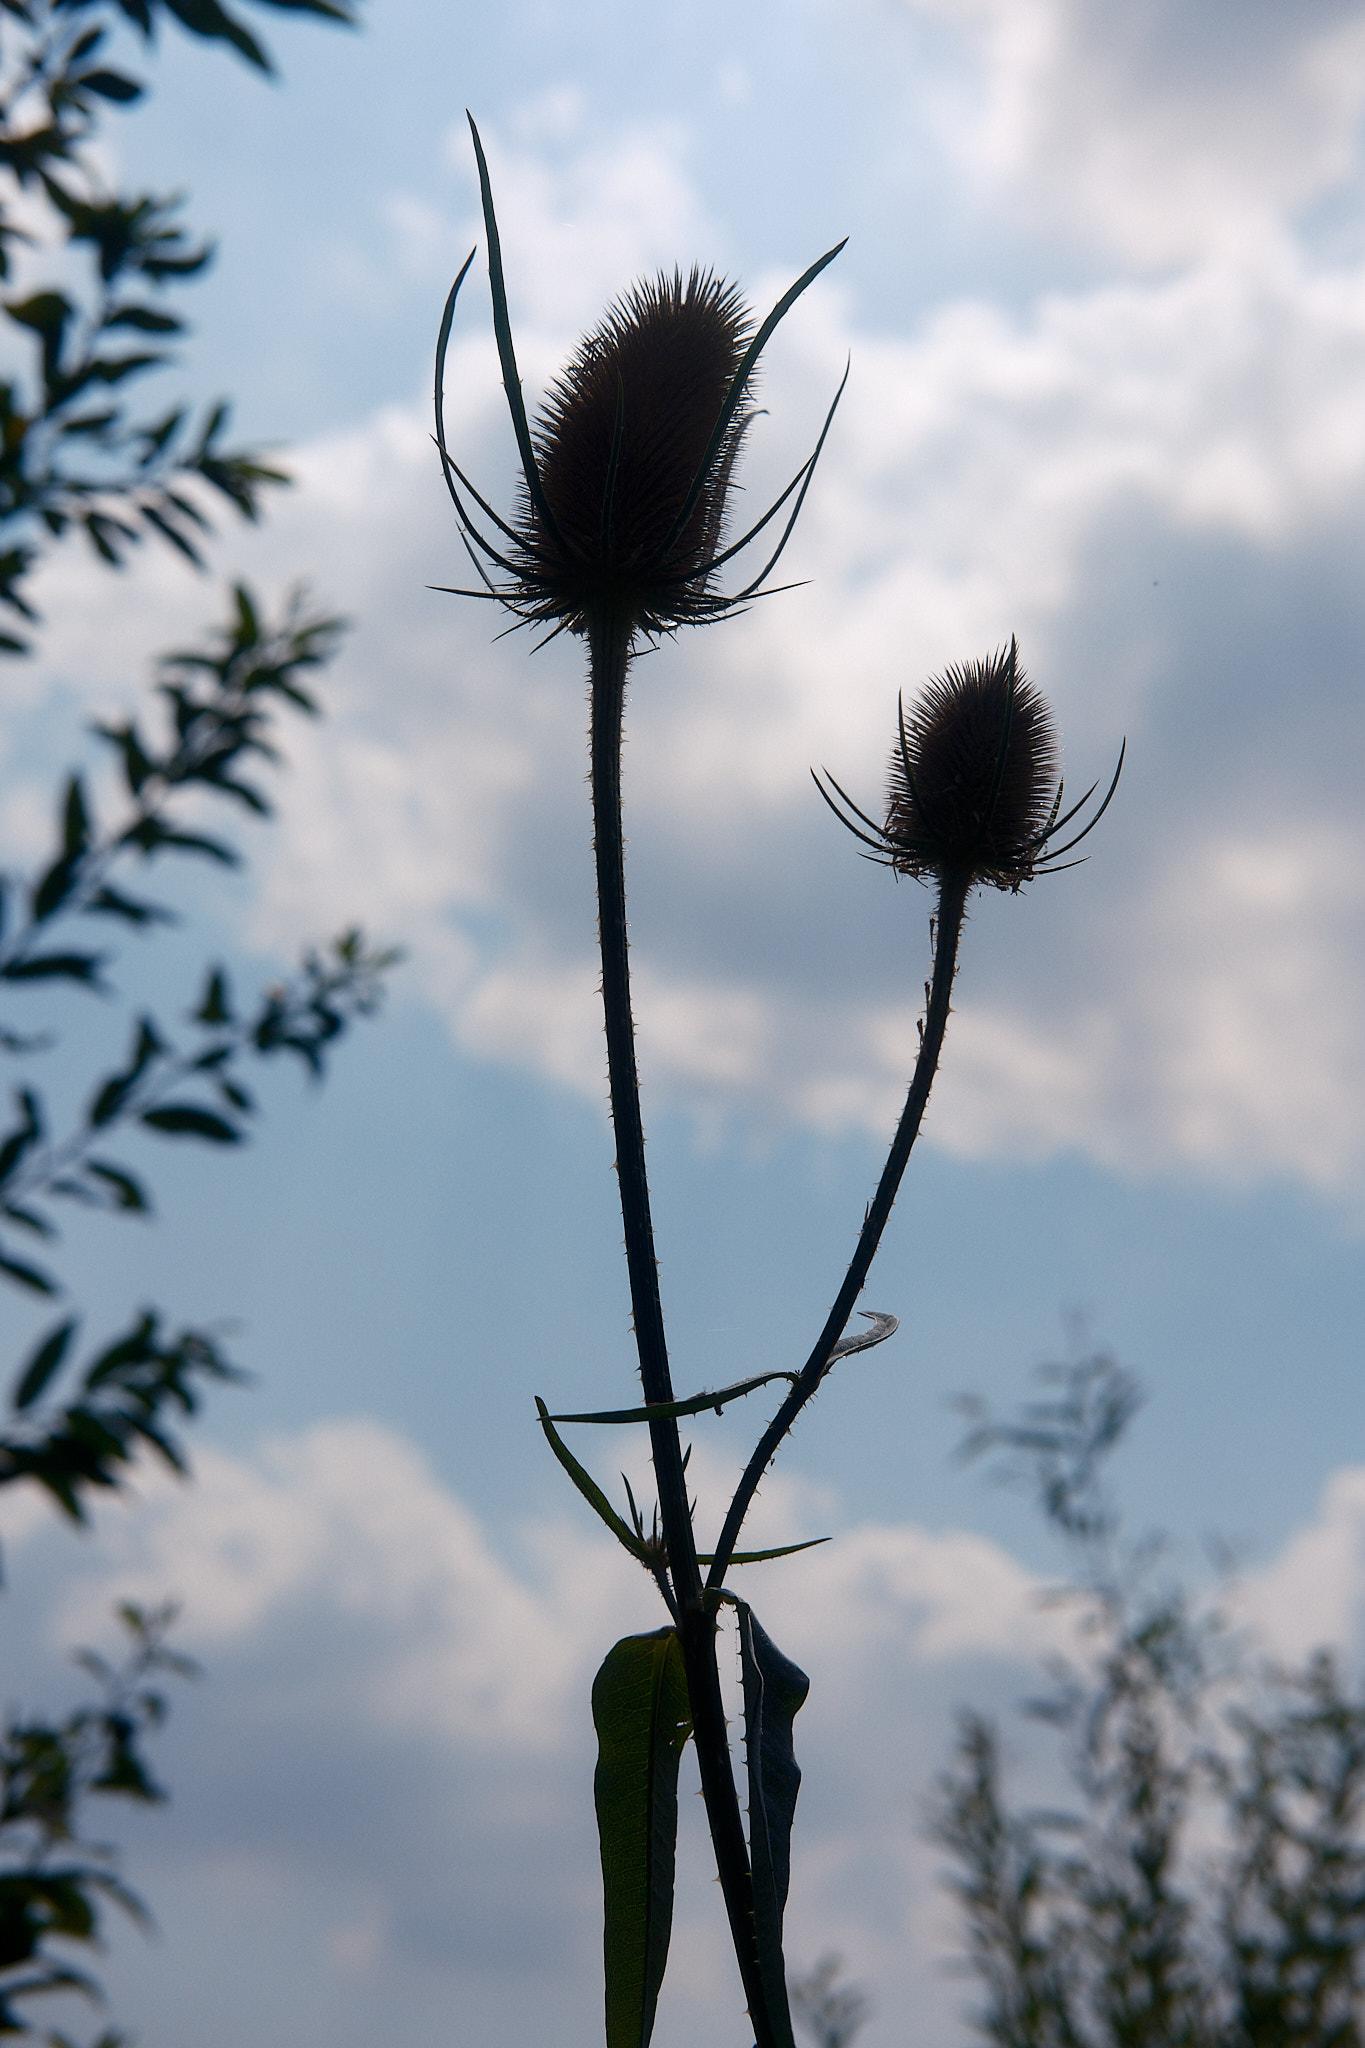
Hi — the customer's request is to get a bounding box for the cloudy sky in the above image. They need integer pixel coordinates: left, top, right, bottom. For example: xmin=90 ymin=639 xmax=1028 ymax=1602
xmin=6 ymin=0 xmax=1365 ymax=2042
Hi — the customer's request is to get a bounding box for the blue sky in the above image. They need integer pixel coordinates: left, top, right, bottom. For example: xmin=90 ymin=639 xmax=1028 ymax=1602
xmin=6 ymin=0 xmax=1365 ymax=2042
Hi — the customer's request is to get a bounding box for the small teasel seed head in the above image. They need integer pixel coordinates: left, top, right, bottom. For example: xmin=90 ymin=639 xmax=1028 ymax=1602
xmin=886 ymin=644 xmax=1060 ymax=890
xmin=514 ymin=267 xmax=754 ymax=635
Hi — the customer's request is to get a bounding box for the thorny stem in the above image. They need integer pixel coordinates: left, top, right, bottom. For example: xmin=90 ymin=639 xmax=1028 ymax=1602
xmin=587 ymin=610 xmax=781 ymax=2048
xmin=707 ymin=868 xmax=971 ymax=1591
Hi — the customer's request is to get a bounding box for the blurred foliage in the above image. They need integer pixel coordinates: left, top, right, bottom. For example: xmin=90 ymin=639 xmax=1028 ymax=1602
xmin=0 ymin=0 xmax=374 ymax=2037
xmin=1 ymin=578 xmax=397 ymax=1526
xmin=935 ymin=1346 xmax=1365 ymax=2048
xmin=0 ymin=1603 xmax=195 ymax=2042
xmin=0 ymin=584 xmax=395 ymax=2042
xmin=791 ymin=1954 xmax=870 ymax=2048
xmin=0 ymin=0 xmax=360 ymax=650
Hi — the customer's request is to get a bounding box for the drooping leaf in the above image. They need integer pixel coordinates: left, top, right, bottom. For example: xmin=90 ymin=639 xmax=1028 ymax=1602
xmin=551 ymin=1367 xmax=796 ymax=1426
xmin=828 ymin=1310 xmax=899 ymax=1361
xmin=2 ymin=1203 xmax=52 ymax=1239
xmin=12 ymin=1319 xmax=76 ymax=1411
xmin=736 ymin=1601 xmax=810 ymax=2048
xmin=85 ymin=883 xmax=173 ymax=926
xmin=696 ymin=1539 xmax=830 ymax=1567
xmin=84 ymin=1161 xmax=149 ymax=1212
xmin=548 ymin=1318 xmax=898 ymax=1429
xmin=72 ymin=66 xmax=144 ymax=102
xmin=159 ymin=0 xmax=271 ymax=72
xmin=0 ymin=1243 xmax=57 ymax=1295
xmin=87 ymin=1017 xmax=164 ymax=1127
xmin=534 ymin=1400 xmax=651 ymax=1565
xmin=0 ymin=951 xmax=104 ymax=984
xmin=140 ymin=1104 xmax=240 ymax=1143
xmin=592 ymin=1629 xmax=693 ymax=2048
xmin=30 ymin=854 xmax=82 ymax=924
xmin=0 ymin=1087 xmax=43 ymax=1186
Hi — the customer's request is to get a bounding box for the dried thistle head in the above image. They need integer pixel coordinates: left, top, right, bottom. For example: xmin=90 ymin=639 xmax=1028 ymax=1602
xmin=814 ymin=640 xmax=1123 ymax=893
xmin=513 ymin=268 xmax=755 ymax=635
xmin=888 ymin=645 xmax=1059 ymax=888
xmin=434 ymin=117 xmax=847 ymax=647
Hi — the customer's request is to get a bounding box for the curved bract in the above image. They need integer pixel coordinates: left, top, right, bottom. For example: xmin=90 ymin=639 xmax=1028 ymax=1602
xmin=433 ymin=116 xmax=847 ymax=644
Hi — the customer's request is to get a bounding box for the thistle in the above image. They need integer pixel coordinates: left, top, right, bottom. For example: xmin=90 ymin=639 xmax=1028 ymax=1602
xmin=813 ymin=639 xmax=1123 ymax=892
xmin=513 ymin=266 xmax=755 ymax=636
xmin=434 ymin=117 xmax=847 ymax=648
xmin=434 ymin=117 xmax=853 ymax=2048
xmin=434 ymin=130 xmax=1124 ymax=2048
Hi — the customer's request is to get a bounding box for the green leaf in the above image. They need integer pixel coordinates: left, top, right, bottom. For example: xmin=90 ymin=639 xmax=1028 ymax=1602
xmin=125 ymin=818 xmax=237 ymax=864
xmin=12 ymin=1318 xmax=75 ymax=1411
xmin=161 ymin=0 xmax=271 ymax=70
xmin=105 ymin=308 xmax=181 ymax=337
xmin=72 ymin=68 xmax=143 ymax=102
xmin=551 ymin=1368 xmax=796 ymax=1425
xmin=0 ymin=1087 xmax=42 ymax=1185
xmin=0 ymin=1244 xmax=57 ymax=1295
xmin=534 ymin=1400 xmax=651 ymax=1564
xmin=736 ymin=1602 xmax=809 ymax=2048
xmin=85 ymin=1161 xmax=149 ymax=1212
xmin=140 ymin=1104 xmax=240 ymax=1143
xmin=696 ymin=1539 xmax=830 ymax=1567
xmin=0 ymin=952 xmax=104 ymax=984
xmin=62 ymin=772 xmax=91 ymax=857
xmin=592 ymin=1629 xmax=693 ymax=2048
xmin=30 ymin=855 xmax=81 ymax=923
xmin=87 ymin=1018 xmax=164 ymax=1127
xmin=6 ymin=291 xmax=73 ymax=343
xmin=85 ymin=883 xmax=173 ymax=926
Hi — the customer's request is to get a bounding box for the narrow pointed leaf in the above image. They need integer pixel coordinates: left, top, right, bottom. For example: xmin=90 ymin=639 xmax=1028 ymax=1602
xmin=551 ymin=1368 xmax=796 ymax=1425
xmin=534 ymin=1399 xmax=652 ymax=1563
xmin=12 ymin=1318 xmax=75 ymax=1411
xmin=0 ymin=1244 xmax=56 ymax=1294
xmin=736 ymin=1602 xmax=810 ymax=2048
xmin=697 ymin=1538 xmax=829 ymax=1566
xmin=140 ymin=1104 xmax=240 ymax=1143
xmin=592 ymin=1629 xmax=693 ymax=2048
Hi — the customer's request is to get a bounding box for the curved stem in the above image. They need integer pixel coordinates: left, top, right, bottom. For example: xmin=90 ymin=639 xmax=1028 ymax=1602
xmin=587 ymin=609 xmax=779 ymax=2048
xmin=707 ymin=869 xmax=970 ymax=1591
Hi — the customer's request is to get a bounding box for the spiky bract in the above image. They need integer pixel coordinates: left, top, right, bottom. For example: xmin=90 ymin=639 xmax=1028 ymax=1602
xmin=887 ymin=647 xmax=1059 ymax=889
xmin=515 ymin=269 xmax=755 ymax=636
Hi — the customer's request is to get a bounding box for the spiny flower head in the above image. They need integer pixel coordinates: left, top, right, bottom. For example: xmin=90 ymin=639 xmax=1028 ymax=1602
xmin=813 ymin=640 xmax=1123 ymax=893
xmin=887 ymin=646 xmax=1059 ymax=889
xmin=433 ymin=118 xmax=847 ymax=648
xmin=512 ymin=269 xmax=755 ymax=635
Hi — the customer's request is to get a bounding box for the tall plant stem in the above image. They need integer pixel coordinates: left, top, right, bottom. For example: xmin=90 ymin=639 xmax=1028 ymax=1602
xmin=707 ymin=868 xmax=971 ymax=1589
xmin=588 ymin=610 xmax=781 ymax=2048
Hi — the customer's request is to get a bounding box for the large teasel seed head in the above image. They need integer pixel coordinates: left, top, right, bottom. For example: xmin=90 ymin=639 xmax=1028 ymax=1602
xmin=886 ymin=644 xmax=1059 ymax=889
xmin=436 ymin=123 xmax=847 ymax=649
xmin=515 ymin=268 xmax=755 ymax=635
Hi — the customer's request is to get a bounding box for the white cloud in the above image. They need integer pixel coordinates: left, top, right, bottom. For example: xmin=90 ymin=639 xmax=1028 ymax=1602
xmin=0 ymin=1418 xmax=1063 ymax=2048
xmin=904 ymin=0 xmax=1365 ymax=263
xmin=12 ymin=1416 xmax=1365 ymax=2048
xmin=1236 ymin=1464 xmax=1365 ymax=1666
